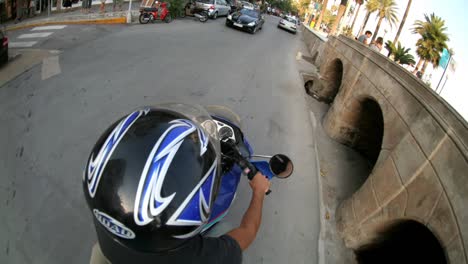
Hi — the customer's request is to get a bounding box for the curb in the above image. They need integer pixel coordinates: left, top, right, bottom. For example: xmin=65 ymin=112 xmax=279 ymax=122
xmin=309 ymin=110 xmax=326 ymax=264
xmin=6 ymin=17 xmax=127 ymax=31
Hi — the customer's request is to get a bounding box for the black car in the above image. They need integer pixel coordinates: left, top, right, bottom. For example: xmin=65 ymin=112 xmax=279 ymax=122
xmin=0 ymin=31 xmax=8 ymax=66
xmin=226 ymin=8 xmax=265 ymax=34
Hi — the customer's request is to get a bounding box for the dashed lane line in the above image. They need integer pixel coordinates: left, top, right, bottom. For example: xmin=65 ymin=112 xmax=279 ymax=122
xmin=18 ymin=32 xmax=54 ymax=39
xmin=31 ymin=25 xmax=67 ymax=31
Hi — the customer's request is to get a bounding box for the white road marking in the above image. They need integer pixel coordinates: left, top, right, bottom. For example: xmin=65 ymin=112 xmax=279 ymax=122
xmin=18 ymin=32 xmax=54 ymax=39
xmin=9 ymin=41 xmax=38 ymax=48
xmin=31 ymin=25 xmax=67 ymax=31
xmin=41 ymin=55 xmax=61 ymax=80
xmin=309 ymin=111 xmax=317 ymax=129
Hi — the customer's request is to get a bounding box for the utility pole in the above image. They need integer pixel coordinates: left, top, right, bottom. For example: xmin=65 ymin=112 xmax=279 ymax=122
xmin=127 ymin=0 xmax=133 ymax=23
xmin=435 ymin=54 xmax=452 ymax=93
xmin=438 ymin=75 xmax=449 ymax=95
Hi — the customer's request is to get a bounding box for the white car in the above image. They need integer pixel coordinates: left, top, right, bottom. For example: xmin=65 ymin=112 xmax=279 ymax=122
xmin=277 ymin=16 xmax=298 ymax=34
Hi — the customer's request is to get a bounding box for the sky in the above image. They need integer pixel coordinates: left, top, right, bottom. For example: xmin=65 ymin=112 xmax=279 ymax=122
xmin=326 ymin=0 xmax=468 ymax=121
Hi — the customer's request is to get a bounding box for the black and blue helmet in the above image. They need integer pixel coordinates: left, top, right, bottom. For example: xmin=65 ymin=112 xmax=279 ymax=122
xmin=83 ymin=104 xmax=221 ymax=261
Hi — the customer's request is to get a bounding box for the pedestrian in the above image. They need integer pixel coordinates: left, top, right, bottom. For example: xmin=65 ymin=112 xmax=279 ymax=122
xmin=113 ymin=0 xmax=123 ymax=12
xmin=82 ymin=0 xmax=92 ymax=13
xmin=100 ymin=0 xmax=107 ymax=13
xmin=358 ymin=30 xmax=372 ymax=45
xmin=370 ymin=37 xmax=383 ymax=52
xmin=29 ymin=0 xmax=36 ymax=17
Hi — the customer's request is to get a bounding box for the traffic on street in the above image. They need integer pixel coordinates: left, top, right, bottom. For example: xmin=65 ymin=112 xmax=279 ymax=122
xmin=0 ymin=3 xmax=316 ymax=264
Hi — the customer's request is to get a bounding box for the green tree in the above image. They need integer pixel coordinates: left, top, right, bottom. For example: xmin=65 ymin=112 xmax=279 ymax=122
xmin=322 ymin=9 xmax=336 ymax=27
xmin=357 ymin=0 xmax=379 ymax=36
xmin=167 ymin=0 xmax=185 ymax=18
xmin=385 ymin=40 xmax=415 ymax=65
xmin=412 ymin=13 xmax=449 ymax=75
xmin=384 ymin=40 xmax=396 ymax=57
xmin=370 ymin=0 xmax=399 ymax=43
xmin=295 ymin=0 xmax=312 ymax=18
xmin=342 ymin=25 xmax=353 ymax=37
xmin=270 ymin=0 xmax=296 ymax=13
xmin=331 ymin=4 xmax=338 ymax=13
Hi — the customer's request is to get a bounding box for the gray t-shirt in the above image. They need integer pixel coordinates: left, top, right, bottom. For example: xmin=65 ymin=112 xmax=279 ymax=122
xmin=369 ymin=44 xmax=380 ymax=51
xmin=358 ymin=34 xmax=368 ymax=44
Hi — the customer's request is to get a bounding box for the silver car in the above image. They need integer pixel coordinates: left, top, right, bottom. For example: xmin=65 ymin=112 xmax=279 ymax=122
xmin=278 ymin=16 xmax=298 ymax=34
xmin=196 ymin=0 xmax=231 ymax=19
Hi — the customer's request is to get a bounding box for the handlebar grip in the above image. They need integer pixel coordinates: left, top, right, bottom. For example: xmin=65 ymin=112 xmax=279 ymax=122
xmin=238 ymin=158 xmax=257 ymax=180
xmin=237 ymin=156 xmax=271 ymax=195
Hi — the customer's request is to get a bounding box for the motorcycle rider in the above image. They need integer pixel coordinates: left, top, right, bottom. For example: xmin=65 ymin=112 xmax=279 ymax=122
xmin=84 ymin=104 xmax=270 ymax=264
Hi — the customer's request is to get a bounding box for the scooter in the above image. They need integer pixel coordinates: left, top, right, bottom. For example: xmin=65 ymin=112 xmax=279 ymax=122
xmin=86 ymin=105 xmax=292 ymax=263
xmin=201 ymin=105 xmax=293 ymax=233
xmin=139 ymin=1 xmax=172 ymax=24
xmin=179 ymin=1 xmax=209 ymax=22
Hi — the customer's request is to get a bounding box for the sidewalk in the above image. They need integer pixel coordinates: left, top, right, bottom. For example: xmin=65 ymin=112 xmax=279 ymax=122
xmin=2 ymin=1 xmax=142 ymax=31
xmin=296 ymin=34 xmax=364 ymax=264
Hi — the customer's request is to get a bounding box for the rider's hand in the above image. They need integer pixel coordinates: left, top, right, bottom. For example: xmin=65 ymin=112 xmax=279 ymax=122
xmin=249 ymin=172 xmax=270 ymax=195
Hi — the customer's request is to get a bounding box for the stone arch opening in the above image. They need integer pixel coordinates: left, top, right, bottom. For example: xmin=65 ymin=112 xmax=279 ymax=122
xmin=351 ymin=98 xmax=384 ymax=167
xmin=304 ymin=80 xmax=314 ymax=94
xmin=322 ymin=58 xmax=343 ymax=102
xmin=328 ymin=97 xmax=384 ymax=199
xmin=355 ymin=220 xmax=447 ymax=264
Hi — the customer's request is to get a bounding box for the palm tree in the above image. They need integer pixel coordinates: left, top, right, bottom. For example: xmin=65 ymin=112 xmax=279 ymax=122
xmin=385 ymin=40 xmax=415 ymax=65
xmin=393 ymin=0 xmax=412 ymax=45
xmin=350 ymin=0 xmax=364 ymax=33
xmin=315 ymin=0 xmax=330 ymax=30
xmin=357 ymin=0 xmax=379 ymax=37
xmin=330 ymin=0 xmax=348 ymax=35
xmin=384 ymin=40 xmax=396 ymax=57
xmin=370 ymin=0 xmax=399 ymax=43
xmin=412 ymin=13 xmax=449 ymax=75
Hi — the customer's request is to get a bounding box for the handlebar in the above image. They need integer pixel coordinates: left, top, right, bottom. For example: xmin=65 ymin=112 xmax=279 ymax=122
xmin=223 ymin=139 xmax=271 ymax=195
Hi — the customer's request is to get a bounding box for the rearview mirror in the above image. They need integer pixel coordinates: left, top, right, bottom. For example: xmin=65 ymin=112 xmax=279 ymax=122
xmin=269 ymin=154 xmax=293 ymax=179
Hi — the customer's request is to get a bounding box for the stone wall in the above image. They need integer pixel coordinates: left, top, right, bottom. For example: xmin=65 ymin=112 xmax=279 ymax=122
xmin=301 ymin=25 xmax=328 ymax=67
xmin=302 ymin=26 xmax=468 ymax=263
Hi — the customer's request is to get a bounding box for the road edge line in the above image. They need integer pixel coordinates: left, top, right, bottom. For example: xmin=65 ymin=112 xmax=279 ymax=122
xmin=309 ymin=110 xmax=326 ymax=264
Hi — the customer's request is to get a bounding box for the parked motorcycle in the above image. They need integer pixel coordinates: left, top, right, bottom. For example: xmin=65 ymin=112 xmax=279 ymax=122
xmin=139 ymin=2 xmax=172 ymax=24
xmin=180 ymin=1 xmax=209 ymax=22
xmin=200 ymin=105 xmax=294 ymax=233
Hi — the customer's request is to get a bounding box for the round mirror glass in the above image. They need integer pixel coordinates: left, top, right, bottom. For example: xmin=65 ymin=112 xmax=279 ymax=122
xmin=269 ymin=154 xmax=293 ymax=179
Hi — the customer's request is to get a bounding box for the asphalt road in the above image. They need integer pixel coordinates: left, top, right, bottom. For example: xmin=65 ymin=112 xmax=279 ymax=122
xmin=0 ymin=16 xmax=320 ymax=264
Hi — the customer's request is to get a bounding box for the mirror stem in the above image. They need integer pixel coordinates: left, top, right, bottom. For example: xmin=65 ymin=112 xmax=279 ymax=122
xmin=251 ymin=154 xmax=272 ymax=159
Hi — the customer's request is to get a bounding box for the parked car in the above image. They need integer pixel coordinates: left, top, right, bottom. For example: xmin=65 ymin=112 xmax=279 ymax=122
xmin=195 ymin=0 xmax=231 ymax=19
xmin=226 ymin=8 xmax=264 ymax=34
xmin=277 ymin=16 xmax=298 ymax=34
xmin=0 ymin=31 xmax=8 ymax=66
